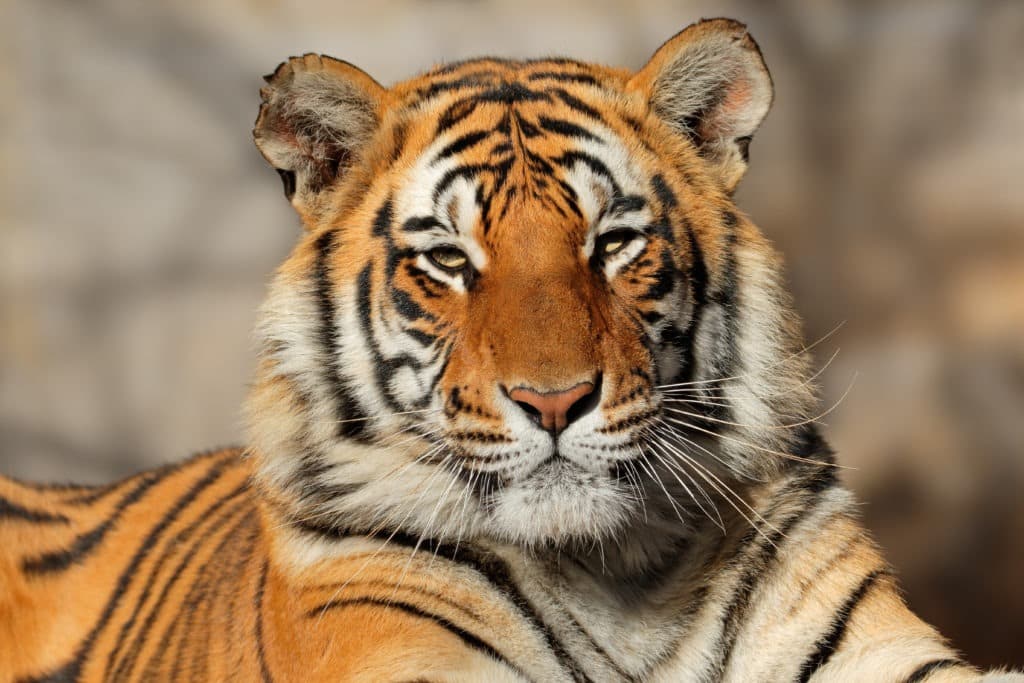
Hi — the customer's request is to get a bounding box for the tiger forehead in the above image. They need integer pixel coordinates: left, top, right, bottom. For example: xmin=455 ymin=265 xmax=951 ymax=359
xmin=389 ymin=57 xmax=639 ymax=150
xmin=386 ymin=60 xmax=649 ymax=241
xmin=393 ymin=57 xmax=632 ymax=108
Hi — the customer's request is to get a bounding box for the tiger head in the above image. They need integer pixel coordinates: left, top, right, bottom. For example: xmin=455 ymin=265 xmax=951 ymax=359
xmin=247 ymin=19 xmax=822 ymax=556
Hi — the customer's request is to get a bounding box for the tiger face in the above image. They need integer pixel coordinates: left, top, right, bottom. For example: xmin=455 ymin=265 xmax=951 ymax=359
xmin=249 ymin=20 xmax=819 ymax=551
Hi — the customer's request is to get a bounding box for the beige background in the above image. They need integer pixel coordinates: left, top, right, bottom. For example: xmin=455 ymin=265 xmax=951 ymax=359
xmin=2 ymin=0 xmax=1022 ymax=668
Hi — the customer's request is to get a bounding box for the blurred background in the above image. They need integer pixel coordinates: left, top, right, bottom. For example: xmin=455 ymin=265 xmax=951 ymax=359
xmin=2 ymin=0 xmax=1021 ymax=668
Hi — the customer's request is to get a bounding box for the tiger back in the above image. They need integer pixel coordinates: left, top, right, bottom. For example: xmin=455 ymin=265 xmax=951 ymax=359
xmin=2 ymin=18 xmax=1021 ymax=683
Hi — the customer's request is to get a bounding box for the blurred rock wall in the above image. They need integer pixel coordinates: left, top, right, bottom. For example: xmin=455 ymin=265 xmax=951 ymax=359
xmin=2 ymin=0 xmax=1022 ymax=668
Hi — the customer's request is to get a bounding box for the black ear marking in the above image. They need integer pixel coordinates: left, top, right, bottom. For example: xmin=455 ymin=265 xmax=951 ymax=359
xmin=735 ymin=136 xmax=752 ymax=163
xmin=277 ymin=169 xmax=297 ymax=200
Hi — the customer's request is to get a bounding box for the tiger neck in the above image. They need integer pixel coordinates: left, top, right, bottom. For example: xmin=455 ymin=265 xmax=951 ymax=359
xmin=256 ymin=458 xmax=756 ymax=599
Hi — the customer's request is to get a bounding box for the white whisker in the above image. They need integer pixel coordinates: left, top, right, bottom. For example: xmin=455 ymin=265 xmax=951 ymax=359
xmin=654 ymin=320 xmax=846 ymax=390
xmin=660 ymin=414 xmax=852 ymax=469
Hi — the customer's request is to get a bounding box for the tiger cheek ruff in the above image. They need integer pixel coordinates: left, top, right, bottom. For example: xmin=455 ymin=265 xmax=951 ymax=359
xmin=1 ymin=17 xmax=1019 ymax=683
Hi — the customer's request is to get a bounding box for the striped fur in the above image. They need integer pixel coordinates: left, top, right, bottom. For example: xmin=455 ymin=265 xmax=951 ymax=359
xmin=2 ymin=18 xmax=1019 ymax=682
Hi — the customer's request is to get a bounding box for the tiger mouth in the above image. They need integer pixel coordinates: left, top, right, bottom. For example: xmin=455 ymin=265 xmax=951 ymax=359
xmin=450 ymin=443 xmax=644 ymax=494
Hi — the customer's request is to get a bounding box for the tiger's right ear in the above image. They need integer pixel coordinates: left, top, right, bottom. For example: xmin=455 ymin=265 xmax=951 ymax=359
xmin=253 ymin=54 xmax=385 ymax=220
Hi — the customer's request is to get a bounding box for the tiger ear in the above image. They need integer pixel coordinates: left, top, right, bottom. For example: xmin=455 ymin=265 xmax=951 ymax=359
xmin=253 ymin=54 xmax=385 ymax=219
xmin=630 ymin=19 xmax=773 ymax=193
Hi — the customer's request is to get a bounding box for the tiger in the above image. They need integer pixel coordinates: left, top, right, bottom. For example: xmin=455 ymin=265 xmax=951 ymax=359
xmin=1 ymin=17 xmax=1020 ymax=683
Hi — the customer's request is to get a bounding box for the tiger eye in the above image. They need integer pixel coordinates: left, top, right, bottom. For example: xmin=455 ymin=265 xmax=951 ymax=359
xmin=601 ymin=238 xmax=627 ymax=255
xmin=428 ymin=246 xmax=469 ymax=272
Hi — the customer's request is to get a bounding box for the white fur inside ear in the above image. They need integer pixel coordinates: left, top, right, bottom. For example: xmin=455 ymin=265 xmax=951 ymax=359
xmin=280 ymin=71 xmax=378 ymax=160
xmin=650 ymin=34 xmax=772 ymax=142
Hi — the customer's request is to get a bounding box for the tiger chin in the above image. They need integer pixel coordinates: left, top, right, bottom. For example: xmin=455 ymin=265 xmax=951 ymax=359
xmin=1 ymin=17 xmax=1020 ymax=683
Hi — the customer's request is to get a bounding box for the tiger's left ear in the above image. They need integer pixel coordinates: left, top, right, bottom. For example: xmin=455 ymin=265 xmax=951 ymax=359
xmin=630 ymin=19 xmax=773 ymax=193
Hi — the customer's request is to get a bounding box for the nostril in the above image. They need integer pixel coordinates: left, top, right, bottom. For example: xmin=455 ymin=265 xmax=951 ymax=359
xmin=514 ymin=400 xmax=543 ymax=425
xmin=565 ymin=373 xmax=602 ymax=426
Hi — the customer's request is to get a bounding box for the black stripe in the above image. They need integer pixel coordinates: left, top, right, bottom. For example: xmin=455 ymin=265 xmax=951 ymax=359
xmin=197 ymin=513 xmax=256 ymax=679
xmin=710 ymin=472 xmax=837 ymax=680
xmin=0 ymin=494 xmax=69 ymax=524
xmin=433 ymin=163 xmax=486 ymax=203
xmin=537 ymin=116 xmax=601 ymax=142
xmin=648 ymin=176 xmax=678 ymax=246
xmin=527 ymin=71 xmax=600 ymax=86
xmin=21 ymin=455 xmax=235 ymax=683
xmin=108 ymin=490 xmax=250 ymax=679
xmin=607 ymin=194 xmax=646 ymax=217
xmin=355 ymin=264 xmax=428 ymax=412
xmin=295 ymin=525 xmax=589 ymax=681
xmin=435 ymin=130 xmax=491 ymax=162
xmin=639 ymin=248 xmax=676 ymax=302
xmin=796 ymin=570 xmax=885 ymax=683
xmin=308 ymin=597 xmax=528 ymax=680
xmin=903 ymin=658 xmax=967 ymax=683
xmin=550 ymin=88 xmax=603 ymax=121
xmin=405 ymin=327 xmax=438 ymax=347
xmin=676 ymin=219 xmax=708 ymax=382
xmin=391 ymin=285 xmax=434 ymax=323
xmin=793 ymin=425 xmax=838 ymax=484
xmin=419 ymin=73 xmax=500 ymax=101
xmin=20 ymin=468 xmax=170 ymax=575
xmin=402 ymin=216 xmax=447 ymax=233
xmin=313 ymin=229 xmax=372 ymax=440
xmin=381 ymin=533 xmax=591 ymax=682
xmin=372 ymin=197 xmax=394 ymax=236
xmin=311 ymin=576 xmax=486 ymax=624
xmin=136 ymin=507 xmax=257 ymax=681
xmin=554 ymin=151 xmax=621 ymax=197
xmin=165 ymin=512 xmax=254 ymax=681
xmin=59 ymin=480 xmax=124 ymax=506
xmin=476 ymin=82 xmax=551 ymax=104
xmin=700 ymin=211 xmax=741 ymax=395
xmin=435 ymin=99 xmax=480 ymax=135
xmin=58 ymin=449 xmax=226 ymax=507
xmin=560 ymin=608 xmax=636 ymax=682
xmin=650 ymin=174 xmax=678 ymax=210
xmin=255 ymin=560 xmax=275 ymax=683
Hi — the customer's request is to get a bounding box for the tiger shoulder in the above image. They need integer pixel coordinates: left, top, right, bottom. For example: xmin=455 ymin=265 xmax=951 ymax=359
xmin=2 ymin=17 xmax=1020 ymax=683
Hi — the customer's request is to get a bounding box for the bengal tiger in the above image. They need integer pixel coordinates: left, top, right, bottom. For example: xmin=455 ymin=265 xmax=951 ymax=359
xmin=0 ymin=17 xmax=1019 ymax=683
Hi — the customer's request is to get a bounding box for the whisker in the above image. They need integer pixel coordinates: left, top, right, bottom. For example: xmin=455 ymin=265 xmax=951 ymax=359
xmin=635 ymin=451 xmax=691 ymax=528
xmin=655 ymin=320 xmax=846 ymax=390
xmin=645 ymin=436 xmax=724 ymax=531
xmin=378 ymin=425 xmax=443 ymax=451
xmin=659 ymin=393 xmax=733 ymax=409
xmin=389 ymin=458 xmax=464 ymax=603
xmin=312 ymin=447 xmax=454 ymax=627
xmin=657 ymin=347 xmax=843 ymax=410
xmin=276 ymin=441 xmax=448 ymax=535
xmin=660 ymin=415 xmax=852 ymax=470
xmin=449 ymin=467 xmax=480 ymax=562
xmin=661 ymin=372 xmax=856 ymax=433
xmin=651 ymin=431 xmax=781 ymax=545
xmin=619 ymin=456 xmax=647 ymax=520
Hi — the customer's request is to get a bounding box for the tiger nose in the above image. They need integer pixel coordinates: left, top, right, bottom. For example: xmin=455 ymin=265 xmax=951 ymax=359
xmin=507 ymin=380 xmax=599 ymax=434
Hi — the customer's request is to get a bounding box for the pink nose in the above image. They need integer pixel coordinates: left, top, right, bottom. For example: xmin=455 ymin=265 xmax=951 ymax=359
xmin=508 ymin=382 xmax=597 ymax=434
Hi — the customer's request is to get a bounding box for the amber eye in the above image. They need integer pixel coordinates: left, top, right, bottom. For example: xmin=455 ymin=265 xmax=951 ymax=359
xmin=596 ymin=229 xmax=640 ymax=257
xmin=426 ymin=246 xmax=469 ymax=273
